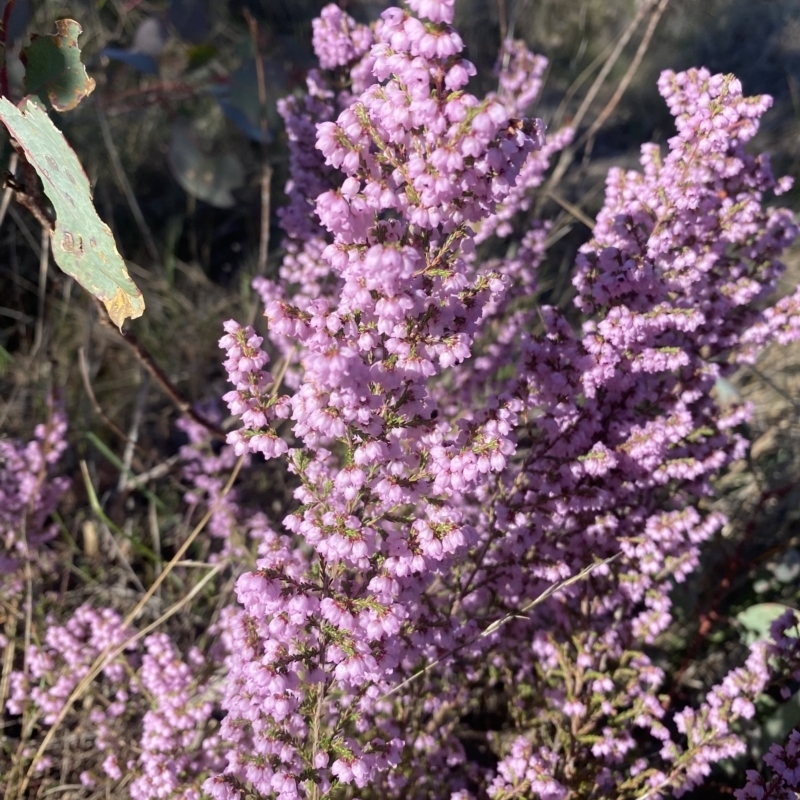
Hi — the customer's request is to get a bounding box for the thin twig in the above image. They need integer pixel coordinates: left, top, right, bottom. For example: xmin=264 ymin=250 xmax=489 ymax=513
xmin=634 ymin=774 xmax=676 ymax=800
xmin=243 ymin=9 xmax=269 ymax=143
xmin=119 ymin=454 xmax=180 ymax=493
xmin=20 ymin=456 xmax=245 ymax=794
xmin=243 ymin=9 xmax=273 ymax=280
xmin=581 ymin=0 xmax=671 ymax=159
xmin=551 ymin=40 xmax=615 ymax=132
xmin=380 ymin=553 xmax=620 ymax=701
xmin=504 ymin=0 xmax=521 ymax=42
xmin=570 ymin=0 xmax=657 ymax=135
xmin=21 ymin=534 xmax=32 ymax=687
xmin=79 ymin=461 xmax=146 ymax=592
xmin=542 ymin=173 xmax=607 ymax=250
xmin=78 ymin=347 xmax=134 ymax=444
xmin=7 ymin=205 xmax=42 ymax=258
xmin=546 ymin=189 xmax=595 ymax=231
xmin=118 ymin=324 xmax=226 ymax=440
xmin=118 ymin=371 xmax=149 ymax=491
xmin=5 ymin=155 xmax=54 ymax=232
xmin=0 ymin=152 xmax=19 ymax=230
xmin=30 ymin=227 xmax=50 ymax=357
xmin=113 ymin=561 xmax=224 ymax=652
xmin=149 ymin=498 xmax=162 ymax=595
xmin=0 ymin=609 xmax=18 ymax=732
xmin=92 ymin=301 xmax=225 ymax=440
xmin=270 ymin=347 xmax=296 ymax=398
xmin=497 ymin=0 xmax=508 ymax=43
xmin=96 ymin=108 xmax=161 ymax=263
xmin=257 ymin=162 xmax=273 ymax=277
xmin=0 ymin=0 xmax=16 ymax=99
xmin=537 ymin=0 xmax=657 ymax=214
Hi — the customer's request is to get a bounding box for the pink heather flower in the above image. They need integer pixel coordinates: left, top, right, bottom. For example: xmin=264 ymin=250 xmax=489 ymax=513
xmin=79 ymin=771 xmax=97 ymax=789
xmin=220 ymin=321 xmax=290 ymax=460
xmin=203 ymin=777 xmax=243 ymax=800
xmin=102 ymin=754 xmax=122 ymax=781
xmin=312 ymin=5 xmax=372 ymax=70
xmin=0 ymin=402 xmax=68 ymax=599
xmin=488 ymin=738 xmax=567 ymax=799
xmin=405 ymin=0 xmax=456 ymax=24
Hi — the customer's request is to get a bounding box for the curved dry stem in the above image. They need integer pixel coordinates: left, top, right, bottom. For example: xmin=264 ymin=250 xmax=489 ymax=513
xmin=536 ymin=0 xmax=659 ymax=216
xmin=551 ymin=40 xmax=615 ymax=132
xmin=581 ymin=0 xmax=671 ymax=159
xmin=380 ymin=553 xmax=620 ymax=702
xmin=17 ymin=455 xmax=245 ymax=797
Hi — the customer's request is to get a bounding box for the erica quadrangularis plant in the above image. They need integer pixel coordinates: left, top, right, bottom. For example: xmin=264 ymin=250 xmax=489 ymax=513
xmin=8 ymin=1 xmax=800 ymax=798
xmin=211 ymin=1 xmax=551 ymax=796
xmin=211 ymin=0 xmax=800 ymax=795
xmin=0 ymin=398 xmax=68 ymax=605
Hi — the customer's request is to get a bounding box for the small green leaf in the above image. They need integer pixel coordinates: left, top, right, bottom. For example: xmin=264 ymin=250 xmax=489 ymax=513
xmin=0 ymin=97 xmax=145 ymax=328
xmin=22 ymin=19 xmax=96 ymax=112
xmin=736 ymin=602 xmax=800 ymax=645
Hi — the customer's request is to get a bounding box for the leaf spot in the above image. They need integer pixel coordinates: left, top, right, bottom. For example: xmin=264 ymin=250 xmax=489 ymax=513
xmin=0 ymin=96 xmax=144 ymax=326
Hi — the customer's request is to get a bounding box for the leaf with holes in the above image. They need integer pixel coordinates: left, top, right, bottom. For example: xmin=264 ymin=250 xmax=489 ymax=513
xmin=22 ymin=19 xmax=96 ymax=112
xmin=0 ymin=97 xmax=144 ymax=327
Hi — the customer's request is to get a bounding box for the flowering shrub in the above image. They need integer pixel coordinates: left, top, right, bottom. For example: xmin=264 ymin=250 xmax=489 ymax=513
xmin=7 ymin=602 xmax=227 ymax=798
xmin=0 ymin=401 xmax=68 ymax=604
xmin=6 ymin=0 xmax=800 ymax=798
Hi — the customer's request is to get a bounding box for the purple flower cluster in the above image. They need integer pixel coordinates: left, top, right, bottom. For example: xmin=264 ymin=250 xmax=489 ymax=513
xmin=212 ymin=2 xmax=555 ymax=795
xmin=10 ymin=0 xmax=800 ymax=798
xmin=0 ymin=403 xmax=68 ymax=602
xmin=7 ymin=605 xmax=132 ymax=724
xmin=210 ymin=0 xmax=800 ymax=791
xmin=312 ymin=4 xmax=373 ymax=71
xmin=6 ymin=602 xmax=225 ymax=797
xmin=474 ymin=41 xmax=573 ymax=243
xmin=737 ymin=730 xmax=800 ymax=800
xmin=4 ymin=404 xmax=291 ymax=797
xmin=487 ymin=738 xmax=567 ymax=800
xmin=220 ymin=320 xmax=290 ymax=459
xmin=178 ymin=412 xmax=248 ymax=558
xmin=209 ymin=0 xmax=800 ymax=794
xmin=128 ymin=633 xmax=223 ymax=800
